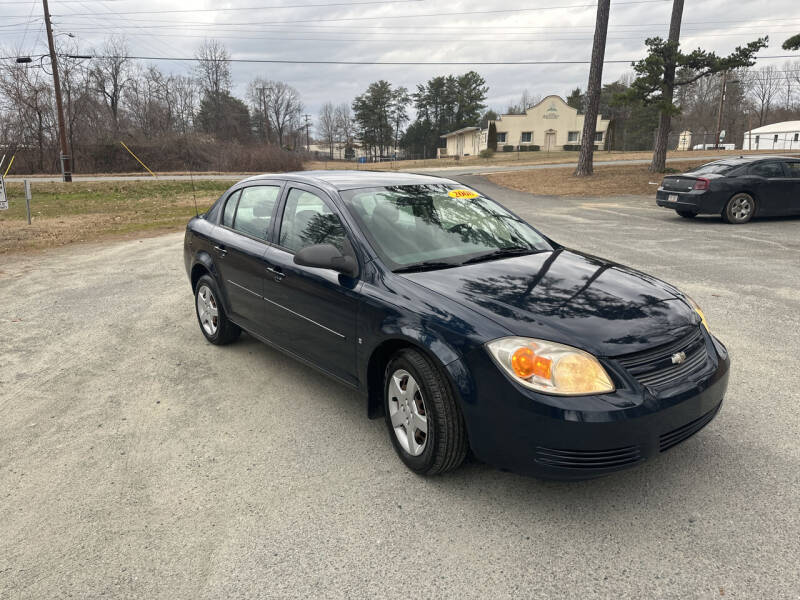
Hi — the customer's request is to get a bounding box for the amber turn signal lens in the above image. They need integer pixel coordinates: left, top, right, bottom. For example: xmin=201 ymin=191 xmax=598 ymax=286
xmin=511 ymin=347 xmax=552 ymax=379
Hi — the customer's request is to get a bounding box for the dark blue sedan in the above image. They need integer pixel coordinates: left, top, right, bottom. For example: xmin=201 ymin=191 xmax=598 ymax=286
xmin=184 ymin=171 xmax=730 ymax=479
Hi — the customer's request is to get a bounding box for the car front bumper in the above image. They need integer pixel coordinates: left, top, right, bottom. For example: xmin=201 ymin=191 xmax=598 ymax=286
xmin=449 ymin=335 xmax=730 ymax=480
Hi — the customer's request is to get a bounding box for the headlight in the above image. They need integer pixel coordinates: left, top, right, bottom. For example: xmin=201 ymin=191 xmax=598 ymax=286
xmin=485 ymin=337 xmax=615 ymax=396
xmin=685 ymin=295 xmax=710 ymax=332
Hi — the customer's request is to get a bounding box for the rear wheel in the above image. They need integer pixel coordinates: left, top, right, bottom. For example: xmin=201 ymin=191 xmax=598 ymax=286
xmin=676 ymin=210 xmax=696 ymax=219
xmin=723 ymin=193 xmax=755 ymax=224
xmin=383 ymin=349 xmax=467 ymax=475
xmin=194 ymin=274 xmax=240 ymax=345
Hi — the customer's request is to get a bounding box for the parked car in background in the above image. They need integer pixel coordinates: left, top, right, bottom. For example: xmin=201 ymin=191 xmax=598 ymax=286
xmin=185 ymin=171 xmax=729 ymax=479
xmin=656 ymin=155 xmax=800 ymax=223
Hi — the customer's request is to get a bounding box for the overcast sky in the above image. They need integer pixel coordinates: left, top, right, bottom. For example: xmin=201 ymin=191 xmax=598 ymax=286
xmin=4 ymin=0 xmax=800 ymax=120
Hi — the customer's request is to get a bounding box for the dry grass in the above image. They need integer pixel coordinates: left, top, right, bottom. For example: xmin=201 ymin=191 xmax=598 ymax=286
xmin=487 ymin=160 xmax=703 ymax=197
xmin=305 ymin=148 xmax=784 ymax=172
xmin=0 ymin=180 xmax=232 ymax=255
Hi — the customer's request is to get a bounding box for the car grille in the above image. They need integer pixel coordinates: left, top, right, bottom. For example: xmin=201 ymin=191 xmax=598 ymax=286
xmin=659 ymin=403 xmax=721 ymax=452
xmin=534 ymin=445 xmax=642 ymax=470
xmin=616 ymin=328 xmax=708 ymax=391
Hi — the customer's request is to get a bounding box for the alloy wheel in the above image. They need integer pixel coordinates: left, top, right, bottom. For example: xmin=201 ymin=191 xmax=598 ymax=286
xmin=196 ymin=284 xmax=219 ymax=336
xmin=730 ymin=195 xmax=753 ymax=222
xmin=387 ymin=369 xmax=428 ymax=456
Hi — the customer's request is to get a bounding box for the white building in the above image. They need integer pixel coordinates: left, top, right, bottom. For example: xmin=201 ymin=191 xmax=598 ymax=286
xmin=440 ymin=127 xmax=482 ymax=158
xmin=742 ymin=121 xmax=800 ymax=151
xmin=439 ymin=95 xmax=611 ymax=157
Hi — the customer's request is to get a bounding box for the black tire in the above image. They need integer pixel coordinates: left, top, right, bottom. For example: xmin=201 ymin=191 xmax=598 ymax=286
xmin=676 ymin=210 xmax=696 ymax=219
xmin=194 ymin=274 xmax=241 ymax=345
xmin=383 ymin=348 xmax=468 ymax=475
xmin=722 ymin=192 xmax=755 ymax=224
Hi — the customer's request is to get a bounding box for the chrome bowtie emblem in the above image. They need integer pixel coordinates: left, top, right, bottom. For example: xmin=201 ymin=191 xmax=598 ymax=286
xmin=671 ymin=351 xmax=687 ymax=365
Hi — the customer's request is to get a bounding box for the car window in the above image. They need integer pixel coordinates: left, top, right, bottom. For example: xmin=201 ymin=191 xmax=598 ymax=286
xmin=750 ymin=162 xmax=785 ymax=178
xmin=785 ymin=162 xmax=800 ymax=178
xmin=340 ymin=184 xmax=551 ymax=270
xmin=279 ymin=188 xmax=347 ymax=253
xmin=690 ymin=162 xmax=736 ymax=175
xmin=222 ymin=190 xmax=241 ymax=227
xmin=232 ymin=186 xmax=281 ymax=240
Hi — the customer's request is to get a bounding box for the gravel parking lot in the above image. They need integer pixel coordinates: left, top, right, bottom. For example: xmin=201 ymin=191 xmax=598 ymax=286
xmin=2 ymin=178 xmax=799 ymax=599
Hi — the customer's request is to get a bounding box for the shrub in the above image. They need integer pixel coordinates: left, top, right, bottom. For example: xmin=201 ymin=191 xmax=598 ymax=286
xmin=562 ymin=144 xmax=581 ymax=151
xmin=528 ymin=145 xmax=541 ymax=151
xmin=502 ymin=145 xmax=514 ymax=152
xmin=479 ymin=148 xmax=494 ymax=158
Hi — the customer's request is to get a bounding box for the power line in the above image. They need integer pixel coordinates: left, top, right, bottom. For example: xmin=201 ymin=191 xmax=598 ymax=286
xmin=52 ymin=0 xmax=425 ymax=16
xmin=53 ymin=53 xmax=799 ymax=66
xmin=26 ymin=31 xmax=793 ymax=43
xmin=53 ymin=0 xmax=671 ymax=21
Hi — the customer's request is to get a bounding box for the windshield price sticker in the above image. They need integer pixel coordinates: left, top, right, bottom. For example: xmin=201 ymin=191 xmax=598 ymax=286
xmin=448 ymin=189 xmax=480 ymax=200
xmin=0 ymin=175 xmax=7 ymax=210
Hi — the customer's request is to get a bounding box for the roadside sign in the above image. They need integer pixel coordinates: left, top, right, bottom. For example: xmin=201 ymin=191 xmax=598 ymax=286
xmin=0 ymin=174 xmax=7 ymax=210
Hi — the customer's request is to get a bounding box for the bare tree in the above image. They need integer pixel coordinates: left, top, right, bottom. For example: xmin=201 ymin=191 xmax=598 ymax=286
xmin=246 ymin=77 xmax=273 ymax=142
xmin=574 ymin=0 xmax=611 ymax=177
xmin=169 ymin=75 xmax=197 ymax=134
xmin=91 ymin=36 xmax=131 ymax=136
xmin=194 ymin=39 xmax=231 ymax=98
xmin=318 ymin=102 xmax=337 ymax=158
xmin=263 ymin=81 xmax=303 ymax=147
xmin=747 ymin=66 xmax=781 ymax=125
xmin=0 ymin=58 xmax=56 ymax=170
xmin=334 ymin=103 xmax=354 ymax=158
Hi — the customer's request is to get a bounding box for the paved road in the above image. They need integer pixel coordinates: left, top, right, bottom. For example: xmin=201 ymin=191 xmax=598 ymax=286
xmin=10 ymin=152 xmax=799 ymax=182
xmin=1 ymin=181 xmax=799 ymax=599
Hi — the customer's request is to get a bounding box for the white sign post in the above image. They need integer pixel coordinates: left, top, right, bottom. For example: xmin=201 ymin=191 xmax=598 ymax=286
xmin=0 ymin=174 xmax=8 ymax=211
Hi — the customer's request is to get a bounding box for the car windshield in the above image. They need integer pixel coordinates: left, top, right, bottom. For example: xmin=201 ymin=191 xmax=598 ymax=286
xmin=340 ymin=184 xmax=552 ymax=271
xmin=689 ymin=162 xmax=737 ymax=175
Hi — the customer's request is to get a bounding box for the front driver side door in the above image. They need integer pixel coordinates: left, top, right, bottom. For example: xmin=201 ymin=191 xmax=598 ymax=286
xmin=262 ymin=184 xmax=361 ymax=386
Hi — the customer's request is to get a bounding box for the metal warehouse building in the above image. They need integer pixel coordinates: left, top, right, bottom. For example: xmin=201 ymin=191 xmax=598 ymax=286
xmin=743 ymin=121 xmax=800 ymax=151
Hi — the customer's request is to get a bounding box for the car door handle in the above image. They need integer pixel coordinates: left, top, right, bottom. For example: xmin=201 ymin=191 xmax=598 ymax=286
xmin=267 ymin=266 xmax=285 ymax=281
xmin=213 ymin=244 xmax=227 ymax=257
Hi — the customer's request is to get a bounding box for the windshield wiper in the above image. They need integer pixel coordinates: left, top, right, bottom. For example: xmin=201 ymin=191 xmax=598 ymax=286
xmin=393 ymin=261 xmax=460 ymax=273
xmin=460 ymin=246 xmax=537 ymax=265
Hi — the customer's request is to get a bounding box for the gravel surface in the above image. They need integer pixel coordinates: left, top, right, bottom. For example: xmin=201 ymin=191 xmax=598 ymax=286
xmin=1 ymin=178 xmax=799 ymax=599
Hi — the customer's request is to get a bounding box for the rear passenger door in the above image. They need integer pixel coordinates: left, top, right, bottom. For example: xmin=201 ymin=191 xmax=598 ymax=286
xmin=748 ymin=161 xmax=793 ymax=216
xmin=261 ymin=184 xmax=361 ymax=386
xmin=214 ymin=184 xmax=282 ymax=334
xmin=784 ymin=161 xmax=800 ymax=214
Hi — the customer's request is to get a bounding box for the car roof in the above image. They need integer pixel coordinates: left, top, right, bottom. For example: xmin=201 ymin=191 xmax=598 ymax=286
xmin=702 ymin=155 xmax=800 ymax=166
xmin=239 ymin=170 xmax=460 ymax=191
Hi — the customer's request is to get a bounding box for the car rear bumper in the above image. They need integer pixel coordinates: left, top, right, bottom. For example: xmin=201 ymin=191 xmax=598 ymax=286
xmin=656 ymin=188 xmax=727 ymax=215
xmin=450 ymin=337 xmax=730 ymax=480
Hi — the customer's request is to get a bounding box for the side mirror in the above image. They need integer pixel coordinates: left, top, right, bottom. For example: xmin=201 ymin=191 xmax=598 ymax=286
xmin=294 ymin=243 xmax=359 ymax=278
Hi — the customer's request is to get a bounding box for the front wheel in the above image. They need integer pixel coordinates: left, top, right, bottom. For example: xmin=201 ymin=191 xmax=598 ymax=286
xmin=723 ymin=193 xmax=755 ymax=224
xmin=194 ymin=274 xmax=240 ymax=345
xmin=676 ymin=210 xmax=696 ymax=219
xmin=383 ymin=349 xmax=468 ymax=475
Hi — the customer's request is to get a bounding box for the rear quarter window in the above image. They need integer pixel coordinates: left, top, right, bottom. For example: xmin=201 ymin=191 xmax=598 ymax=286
xmin=222 ymin=190 xmax=241 ymax=227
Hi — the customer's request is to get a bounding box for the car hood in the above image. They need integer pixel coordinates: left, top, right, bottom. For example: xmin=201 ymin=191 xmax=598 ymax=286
xmin=401 ymin=248 xmax=699 ymax=357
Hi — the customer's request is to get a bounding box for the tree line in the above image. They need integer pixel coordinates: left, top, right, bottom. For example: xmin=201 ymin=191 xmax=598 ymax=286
xmin=3 ymin=32 xmax=799 ymax=175
xmin=0 ymin=38 xmax=305 ymax=174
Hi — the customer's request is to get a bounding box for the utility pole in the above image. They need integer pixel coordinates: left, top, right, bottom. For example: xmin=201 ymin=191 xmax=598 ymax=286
xmin=43 ymin=0 xmax=72 ymax=182
xmin=303 ymin=114 xmax=311 ymax=152
xmin=714 ymin=71 xmax=728 ymax=151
